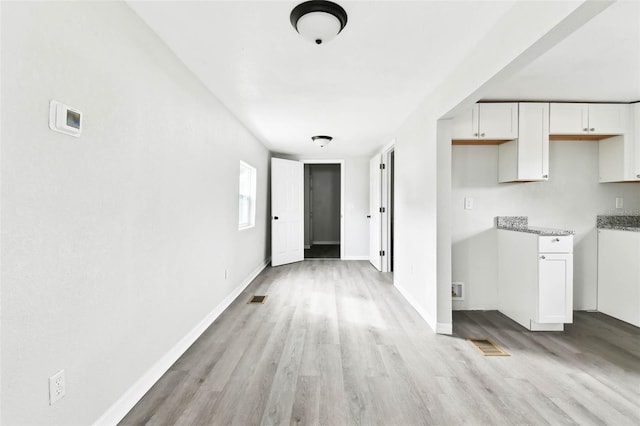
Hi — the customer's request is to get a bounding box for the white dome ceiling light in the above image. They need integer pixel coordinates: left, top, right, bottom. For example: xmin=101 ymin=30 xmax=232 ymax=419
xmin=311 ymin=135 xmax=333 ymax=147
xmin=290 ymin=1 xmax=348 ymax=45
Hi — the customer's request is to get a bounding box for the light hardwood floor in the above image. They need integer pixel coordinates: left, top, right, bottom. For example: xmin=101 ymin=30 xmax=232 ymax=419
xmin=120 ymin=260 xmax=640 ymax=425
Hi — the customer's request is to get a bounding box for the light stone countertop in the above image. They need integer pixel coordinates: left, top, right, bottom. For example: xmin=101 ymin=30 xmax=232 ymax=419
xmin=597 ymin=215 xmax=640 ymax=232
xmin=496 ymin=216 xmax=575 ymax=236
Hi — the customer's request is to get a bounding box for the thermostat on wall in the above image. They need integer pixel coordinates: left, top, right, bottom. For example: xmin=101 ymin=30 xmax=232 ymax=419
xmin=49 ymin=100 xmax=82 ymax=137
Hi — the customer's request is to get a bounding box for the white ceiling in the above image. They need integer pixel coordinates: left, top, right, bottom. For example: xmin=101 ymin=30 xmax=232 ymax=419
xmin=484 ymin=0 xmax=640 ymax=102
xmin=128 ymin=1 xmax=639 ymax=157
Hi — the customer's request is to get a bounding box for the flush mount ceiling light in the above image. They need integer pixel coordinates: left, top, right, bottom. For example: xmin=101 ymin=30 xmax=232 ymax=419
xmin=311 ymin=135 xmax=333 ymax=147
xmin=290 ymin=1 xmax=348 ymax=45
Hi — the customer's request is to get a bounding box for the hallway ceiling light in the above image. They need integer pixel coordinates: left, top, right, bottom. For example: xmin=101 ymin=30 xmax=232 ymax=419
xmin=311 ymin=135 xmax=332 ymax=147
xmin=290 ymin=1 xmax=348 ymax=45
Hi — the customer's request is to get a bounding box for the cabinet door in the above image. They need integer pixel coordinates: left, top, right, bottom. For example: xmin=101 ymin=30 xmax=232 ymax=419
xmin=517 ymin=103 xmax=549 ymax=180
xmin=549 ymin=103 xmax=588 ymax=135
xmin=588 ymin=104 xmax=626 ymax=135
xmin=451 ymin=104 xmax=479 ymax=139
xmin=479 ymin=103 xmax=518 ymax=139
xmin=538 ymin=253 xmax=573 ymax=323
xmin=598 ymin=230 xmax=640 ymax=327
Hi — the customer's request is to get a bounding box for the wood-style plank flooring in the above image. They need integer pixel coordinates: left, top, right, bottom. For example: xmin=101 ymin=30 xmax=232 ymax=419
xmin=120 ymin=261 xmax=640 ymax=425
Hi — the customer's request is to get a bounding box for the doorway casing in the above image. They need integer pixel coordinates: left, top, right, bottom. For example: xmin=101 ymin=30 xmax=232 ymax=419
xmin=301 ymin=159 xmax=345 ymax=260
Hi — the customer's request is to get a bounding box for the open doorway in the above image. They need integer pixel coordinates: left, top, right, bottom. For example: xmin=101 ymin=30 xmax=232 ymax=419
xmin=304 ymin=163 xmax=341 ymax=259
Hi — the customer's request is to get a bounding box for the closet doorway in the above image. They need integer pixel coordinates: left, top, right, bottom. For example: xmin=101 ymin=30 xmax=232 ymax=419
xmin=303 ymin=163 xmax=342 ymax=259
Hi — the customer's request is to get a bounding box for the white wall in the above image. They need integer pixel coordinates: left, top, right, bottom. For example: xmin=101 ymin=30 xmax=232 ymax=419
xmin=392 ymin=1 xmax=605 ymax=333
xmin=309 ymin=164 xmax=341 ymax=244
xmin=1 ymin=2 xmax=270 ymax=425
xmin=284 ymin=157 xmax=369 ymax=260
xmin=452 ymin=141 xmax=640 ymax=311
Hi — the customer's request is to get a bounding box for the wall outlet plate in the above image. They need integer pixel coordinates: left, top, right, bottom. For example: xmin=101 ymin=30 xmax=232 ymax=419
xmin=452 ymin=282 xmax=465 ymax=300
xmin=49 ymin=369 xmax=66 ymax=405
xmin=464 ymin=197 xmax=473 ymax=210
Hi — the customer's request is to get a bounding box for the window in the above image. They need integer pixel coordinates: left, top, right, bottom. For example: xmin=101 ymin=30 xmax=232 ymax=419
xmin=238 ymin=161 xmax=257 ymax=230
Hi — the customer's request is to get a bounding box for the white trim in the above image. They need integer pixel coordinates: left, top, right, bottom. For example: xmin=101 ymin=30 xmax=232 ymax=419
xmin=311 ymin=240 xmax=340 ymax=245
xmin=94 ymin=258 xmax=271 ymax=426
xmin=380 ymin=143 xmax=395 ymax=273
xmin=380 ymin=138 xmax=396 ymax=155
xmin=436 ymin=322 xmax=453 ymax=335
xmin=342 ymin=255 xmax=369 ymax=261
xmin=299 ymin=159 xmax=345 ymax=260
xmin=394 ymin=279 xmax=437 ymax=333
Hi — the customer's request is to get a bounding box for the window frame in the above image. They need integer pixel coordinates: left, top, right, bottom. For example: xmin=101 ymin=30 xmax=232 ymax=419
xmin=238 ymin=160 xmax=257 ymax=230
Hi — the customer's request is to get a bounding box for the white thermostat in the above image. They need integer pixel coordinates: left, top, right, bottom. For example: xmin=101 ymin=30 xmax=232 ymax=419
xmin=49 ymin=100 xmax=82 ymax=137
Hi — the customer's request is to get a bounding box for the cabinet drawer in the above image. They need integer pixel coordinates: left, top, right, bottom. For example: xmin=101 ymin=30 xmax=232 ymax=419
xmin=539 ymin=236 xmax=573 ymax=253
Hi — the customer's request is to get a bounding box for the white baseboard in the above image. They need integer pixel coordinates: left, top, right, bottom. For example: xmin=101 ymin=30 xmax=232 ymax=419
xmin=94 ymin=258 xmax=271 ymax=426
xmin=342 ymin=255 xmax=369 ymax=261
xmin=311 ymin=240 xmax=340 ymax=245
xmin=394 ymin=279 xmax=437 ymax=333
xmin=436 ymin=322 xmax=453 ymax=335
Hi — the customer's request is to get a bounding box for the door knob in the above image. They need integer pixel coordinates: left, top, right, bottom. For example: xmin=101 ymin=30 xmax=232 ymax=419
xmin=273 ymin=216 xmax=279 ymax=220
xmin=540 ymin=255 xmax=546 ymax=260
xmin=367 ymin=215 xmax=371 ymax=218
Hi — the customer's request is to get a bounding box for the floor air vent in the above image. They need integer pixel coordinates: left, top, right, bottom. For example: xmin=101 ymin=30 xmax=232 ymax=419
xmin=467 ymin=338 xmax=509 ymax=356
xmin=248 ymin=295 xmax=267 ymax=304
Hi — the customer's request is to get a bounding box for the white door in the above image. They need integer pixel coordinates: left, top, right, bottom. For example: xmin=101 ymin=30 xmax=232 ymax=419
xmin=369 ymin=155 xmax=382 ymax=271
xmin=271 ymin=158 xmax=304 ymax=267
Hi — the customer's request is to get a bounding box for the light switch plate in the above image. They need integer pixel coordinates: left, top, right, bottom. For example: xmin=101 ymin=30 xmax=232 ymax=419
xmin=615 ymin=197 xmax=623 ymax=209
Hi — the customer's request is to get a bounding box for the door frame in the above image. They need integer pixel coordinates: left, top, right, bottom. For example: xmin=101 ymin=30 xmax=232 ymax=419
xmin=380 ymin=140 xmax=395 ymax=272
xmin=300 ymin=159 xmax=345 ymax=260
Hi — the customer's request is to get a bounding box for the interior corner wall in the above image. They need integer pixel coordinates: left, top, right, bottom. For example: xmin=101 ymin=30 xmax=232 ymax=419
xmin=436 ymin=120 xmax=453 ymax=333
xmin=1 ymin=2 xmax=270 ymax=425
xmin=451 ymin=141 xmax=640 ymax=311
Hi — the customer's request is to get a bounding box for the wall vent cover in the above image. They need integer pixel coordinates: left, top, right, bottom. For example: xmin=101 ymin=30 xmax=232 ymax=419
xmin=248 ymin=295 xmax=267 ymax=304
xmin=467 ymin=338 xmax=510 ymax=356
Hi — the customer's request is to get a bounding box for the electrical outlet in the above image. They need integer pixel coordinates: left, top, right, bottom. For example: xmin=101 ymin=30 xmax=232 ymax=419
xmin=615 ymin=197 xmax=624 ymax=209
xmin=464 ymin=197 xmax=474 ymax=210
xmin=49 ymin=370 xmax=66 ymax=405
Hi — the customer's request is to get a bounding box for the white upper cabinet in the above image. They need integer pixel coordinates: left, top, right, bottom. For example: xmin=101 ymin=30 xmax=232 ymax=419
xmin=499 ymin=103 xmax=549 ymax=182
xmin=452 ymin=103 xmax=518 ymax=140
xmin=451 ymin=104 xmax=479 ymax=139
xmin=550 ymin=103 xmax=626 ymax=136
xmin=589 ymin=104 xmax=627 ymax=135
xmin=480 ymin=103 xmax=519 ymax=139
xmin=599 ymin=103 xmax=640 ymax=182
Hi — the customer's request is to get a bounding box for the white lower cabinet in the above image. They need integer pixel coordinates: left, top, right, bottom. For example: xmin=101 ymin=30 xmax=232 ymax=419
xmin=498 ymin=230 xmax=573 ymax=331
xmin=597 ymin=229 xmax=640 ymax=327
